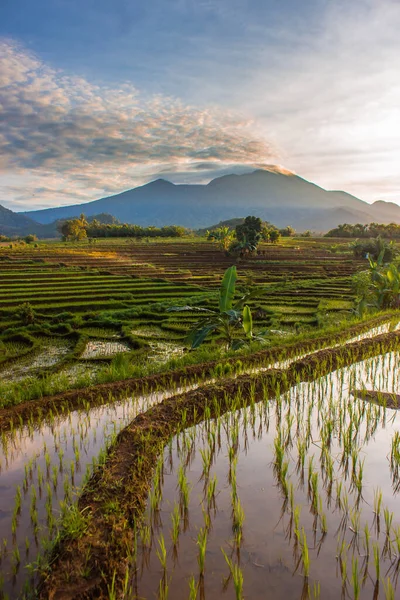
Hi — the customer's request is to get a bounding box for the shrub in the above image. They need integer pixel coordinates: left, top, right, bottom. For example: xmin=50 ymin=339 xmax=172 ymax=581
xmin=24 ymin=234 xmax=37 ymax=244
xmin=15 ymin=302 xmax=36 ymax=325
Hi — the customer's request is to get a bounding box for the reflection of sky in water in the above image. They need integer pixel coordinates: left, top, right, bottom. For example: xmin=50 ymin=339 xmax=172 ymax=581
xmin=0 ymin=349 xmax=399 ymax=596
xmin=135 ymin=352 xmax=400 ymax=600
xmin=0 ymin=388 xmax=173 ymax=597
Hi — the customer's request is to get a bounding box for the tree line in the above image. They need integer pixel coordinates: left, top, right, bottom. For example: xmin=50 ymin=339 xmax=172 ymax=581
xmin=326 ymin=223 xmax=400 ymax=238
xmin=58 ymin=214 xmax=188 ymax=241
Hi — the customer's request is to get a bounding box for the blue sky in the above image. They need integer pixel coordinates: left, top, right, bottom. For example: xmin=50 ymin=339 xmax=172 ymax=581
xmin=1 ymin=0 xmax=399 ymax=210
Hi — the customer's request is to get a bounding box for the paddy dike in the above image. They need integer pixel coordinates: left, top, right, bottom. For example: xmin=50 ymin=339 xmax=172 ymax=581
xmin=0 ymin=314 xmax=396 ymax=432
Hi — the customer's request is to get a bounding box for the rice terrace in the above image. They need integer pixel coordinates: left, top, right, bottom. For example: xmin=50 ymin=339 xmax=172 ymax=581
xmin=1 ymin=221 xmax=400 ymax=600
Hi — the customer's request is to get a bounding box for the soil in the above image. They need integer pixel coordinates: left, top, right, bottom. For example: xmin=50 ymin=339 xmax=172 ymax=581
xmin=351 ymin=388 xmax=400 ymax=409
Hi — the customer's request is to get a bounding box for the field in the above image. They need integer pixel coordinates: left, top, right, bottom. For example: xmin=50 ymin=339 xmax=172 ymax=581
xmin=0 ymin=236 xmax=400 ymax=599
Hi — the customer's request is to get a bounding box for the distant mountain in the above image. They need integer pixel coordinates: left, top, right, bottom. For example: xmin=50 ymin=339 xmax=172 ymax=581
xmin=0 ymin=207 xmax=120 ymax=239
xmin=21 ymin=168 xmax=400 ymax=231
xmin=0 ymin=204 xmax=45 ymax=237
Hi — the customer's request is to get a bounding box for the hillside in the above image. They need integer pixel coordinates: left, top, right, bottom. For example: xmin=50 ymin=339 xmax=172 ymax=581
xmin=20 ymin=168 xmax=400 ymax=231
xmin=0 ymin=204 xmax=46 ymax=237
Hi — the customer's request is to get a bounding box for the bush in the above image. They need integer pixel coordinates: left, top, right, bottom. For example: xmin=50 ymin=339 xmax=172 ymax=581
xmin=24 ymin=234 xmax=38 ymax=244
xmin=15 ymin=302 xmax=36 ymax=325
xmin=351 ymin=237 xmax=397 ymax=262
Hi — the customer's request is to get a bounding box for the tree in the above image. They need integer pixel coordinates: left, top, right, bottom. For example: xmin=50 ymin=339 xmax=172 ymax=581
xmin=168 ymin=266 xmax=267 ymax=350
xmin=279 ymin=225 xmax=296 ymax=237
xmin=58 ymin=216 xmax=87 ymax=241
xmin=351 ymin=236 xmax=397 ymax=262
xmin=229 ymin=216 xmax=263 ymax=255
xmin=353 ymin=250 xmax=400 ymax=313
xmin=268 ymin=229 xmax=281 ymax=243
xmin=24 ymin=234 xmax=37 ymax=244
xmin=207 ymin=226 xmax=236 ymax=253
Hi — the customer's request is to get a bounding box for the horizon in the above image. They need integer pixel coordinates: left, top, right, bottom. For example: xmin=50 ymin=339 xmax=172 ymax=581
xmin=1 ymin=0 xmax=400 ymax=211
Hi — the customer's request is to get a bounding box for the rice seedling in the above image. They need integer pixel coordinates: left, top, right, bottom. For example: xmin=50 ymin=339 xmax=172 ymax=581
xmin=383 ymin=577 xmax=395 ymax=600
xmin=232 ymin=495 xmax=245 ymax=546
xmin=156 ymin=534 xmax=167 ymax=572
xmin=170 ymin=503 xmax=180 ymax=547
xmin=384 ymin=507 xmax=394 ymax=538
xmin=188 ymin=575 xmax=198 ymax=600
xmin=300 ymin=528 xmax=310 ymax=578
xmin=373 ymin=542 xmax=381 ymax=581
xmin=351 ymin=557 xmax=360 ymax=600
xmin=197 ymin=527 xmax=208 ymax=576
xmin=177 ymin=465 xmax=191 ymax=512
xmin=221 ymin=548 xmax=244 ymax=600
xmin=206 ymin=473 xmax=217 ymax=508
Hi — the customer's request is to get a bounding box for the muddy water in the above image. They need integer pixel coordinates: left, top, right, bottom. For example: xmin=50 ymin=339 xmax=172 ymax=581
xmin=80 ymin=339 xmax=132 ymax=359
xmin=132 ymin=352 xmax=400 ymax=600
xmin=0 ymin=327 xmax=397 ymax=598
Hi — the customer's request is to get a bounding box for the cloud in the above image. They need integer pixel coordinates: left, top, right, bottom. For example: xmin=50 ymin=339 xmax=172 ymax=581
xmin=168 ymin=0 xmax=400 ymax=202
xmin=0 ymin=39 xmax=277 ymax=209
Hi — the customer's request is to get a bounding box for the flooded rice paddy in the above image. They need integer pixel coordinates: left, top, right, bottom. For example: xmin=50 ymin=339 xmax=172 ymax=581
xmin=0 ymin=387 xmax=174 ymax=598
xmin=0 ymin=338 xmax=72 ymax=382
xmin=132 ymin=352 xmax=400 ymax=600
xmin=0 ymin=349 xmax=400 ymax=597
xmin=80 ymin=339 xmax=132 ymax=359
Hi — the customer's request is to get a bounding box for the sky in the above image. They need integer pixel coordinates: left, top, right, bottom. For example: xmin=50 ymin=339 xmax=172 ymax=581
xmin=1 ymin=0 xmax=399 ymax=211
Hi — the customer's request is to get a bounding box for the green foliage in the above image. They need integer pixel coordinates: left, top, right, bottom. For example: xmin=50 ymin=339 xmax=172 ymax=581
xmin=326 ymin=222 xmax=400 ymax=239
xmin=168 ymin=266 xmax=267 ymax=350
xmin=268 ymin=228 xmax=281 ymax=243
xmin=59 ymin=214 xmax=88 ymax=241
xmin=279 ymin=225 xmax=296 ymax=237
xmin=353 ymin=251 xmax=400 ymax=313
xmin=242 ymin=305 xmax=253 ymax=338
xmin=231 ymin=216 xmax=263 ymax=254
xmin=15 ymin=302 xmax=36 ymax=325
xmin=207 ymin=226 xmax=235 ymax=253
xmin=219 ymin=265 xmax=237 ymax=312
xmin=24 ymin=234 xmax=37 ymax=244
xmin=86 ymin=222 xmax=188 ymax=238
xmin=351 ymin=236 xmax=397 ymax=262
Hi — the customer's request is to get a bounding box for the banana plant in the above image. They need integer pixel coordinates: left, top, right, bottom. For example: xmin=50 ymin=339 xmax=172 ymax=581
xmin=359 ymin=250 xmax=400 ymax=310
xmin=167 ymin=266 xmax=268 ymax=349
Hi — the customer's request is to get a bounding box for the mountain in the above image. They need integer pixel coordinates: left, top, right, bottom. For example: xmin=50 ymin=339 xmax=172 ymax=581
xmin=0 ymin=207 xmax=121 ymax=239
xmin=21 ymin=168 xmax=400 ymax=231
xmin=0 ymin=204 xmax=46 ymax=237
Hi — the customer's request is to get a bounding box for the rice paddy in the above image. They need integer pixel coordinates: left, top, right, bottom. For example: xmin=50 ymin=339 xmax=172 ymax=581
xmin=1 ymin=236 xmax=400 ymax=598
xmin=131 ymin=353 xmax=400 ymax=600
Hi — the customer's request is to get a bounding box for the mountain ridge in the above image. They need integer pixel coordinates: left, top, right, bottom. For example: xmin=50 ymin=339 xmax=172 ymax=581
xmin=15 ymin=168 xmax=400 ymax=231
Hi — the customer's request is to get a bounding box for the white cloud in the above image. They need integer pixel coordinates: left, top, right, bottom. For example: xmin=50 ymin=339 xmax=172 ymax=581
xmin=168 ymin=0 xmax=400 ymax=202
xmin=1 ymin=0 xmax=399 ymax=210
xmin=0 ymin=39 xmax=277 ymax=209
